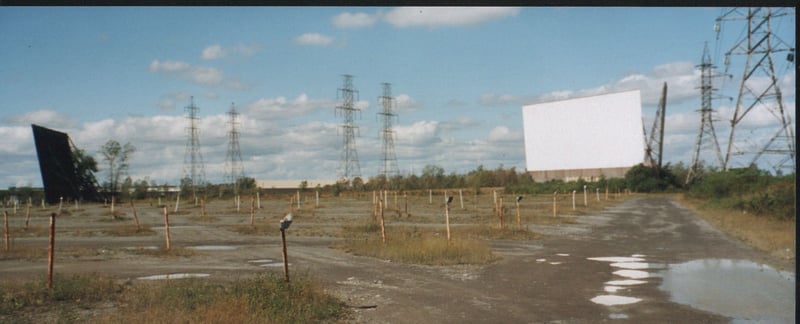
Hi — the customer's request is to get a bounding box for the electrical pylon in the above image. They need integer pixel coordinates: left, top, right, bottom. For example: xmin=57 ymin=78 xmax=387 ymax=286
xmin=224 ymin=102 xmax=245 ymax=196
xmin=378 ymin=82 xmax=400 ymax=181
xmin=644 ymin=82 xmax=667 ymax=174
xmin=183 ymin=96 xmax=206 ymax=200
xmin=686 ymin=43 xmax=726 ymax=184
xmin=716 ymin=7 xmax=795 ymax=172
xmin=335 ymin=75 xmax=362 ymax=183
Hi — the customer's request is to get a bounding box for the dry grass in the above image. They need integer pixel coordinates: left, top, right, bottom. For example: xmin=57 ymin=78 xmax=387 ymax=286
xmin=1 ymin=272 xmax=347 ymax=323
xmin=674 ymin=194 xmax=795 ymax=260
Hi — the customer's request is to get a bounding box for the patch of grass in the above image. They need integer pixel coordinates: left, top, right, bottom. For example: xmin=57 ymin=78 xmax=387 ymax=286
xmin=127 ymin=246 xmax=197 ymax=258
xmin=339 ymin=224 xmax=497 ymax=265
xmin=0 ymin=246 xmax=48 ymax=261
xmin=675 ymin=194 xmax=795 ymax=260
xmin=460 ymin=225 xmax=545 ymax=240
xmin=187 ymin=214 xmax=220 ymax=223
xmin=1 ymin=273 xmax=348 ymax=323
xmin=104 ymin=224 xmax=156 ymax=236
xmin=229 ymin=224 xmax=278 ymax=236
xmin=107 ymin=272 xmax=347 ymax=323
xmin=0 ymin=274 xmax=120 ymax=316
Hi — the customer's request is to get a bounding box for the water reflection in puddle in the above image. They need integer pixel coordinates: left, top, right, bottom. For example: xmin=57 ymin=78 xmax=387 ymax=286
xmin=138 ymin=273 xmax=210 ymax=280
xmin=188 ymin=245 xmax=238 ymax=251
xmin=659 ymin=259 xmax=795 ymax=323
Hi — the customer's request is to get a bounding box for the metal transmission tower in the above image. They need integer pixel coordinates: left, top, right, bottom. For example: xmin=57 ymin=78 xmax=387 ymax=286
xmin=335 ymin=75 xmax=362 ymax=182
xmin=224 ymin=103 xmax=245 ymax=195
xmin=378 ymin=82 xmax=400 ymax=180
xmin=183 ymin=96 xmax=206 ymax=200
xmin=644 ymin=82 xmax=667 ymax=174
xmin=716 ymin=7 xmax=796 ymax=172
xmin=687 ymin=43 xmax=727 ymax=184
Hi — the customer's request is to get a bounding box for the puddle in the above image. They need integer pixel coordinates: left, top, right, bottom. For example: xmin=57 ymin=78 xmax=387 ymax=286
xmin=609 ymin=262 xmax=657 ymax=270
xmin=591 ymin=295 xmax=642 ymax=306
xmin=659 ymin=259 xmax=795 ymax=323
xmin=613 ymin=269 xmax=650 ymax=279
xmin=556 ymin=253 xmax=570 ymax=257
xmin=609 ymin=313 xmax=629 ymax=319
xmin=248 ymin=259 xmax=275 ymax=263
xmin=138 ymin=273 xmax=210 ymax=280
xmin=604 ymin=286 xmax=626 ymax=293
xmin=549 ymin=262 xmax=562 ymax=265
xmin=188 ymin=245 xmax=238 ymax=251
xmin=125 ymin=246 xmax=158 ymax=250
xmin=588 ymin=256 xmax=645 ymax=263
xmin=259 ymin=262 xmax=289 ymax=268
xmin=606 ymin=279 xmax=647 ymax=286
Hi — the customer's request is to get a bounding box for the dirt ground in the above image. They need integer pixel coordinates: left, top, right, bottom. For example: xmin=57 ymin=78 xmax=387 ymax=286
xmin=1 ymin=193 xmax=795 ymax=323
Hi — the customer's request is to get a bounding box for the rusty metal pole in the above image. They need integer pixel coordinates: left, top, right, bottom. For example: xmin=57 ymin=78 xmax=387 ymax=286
xmin=280 ymin=228 xmax=289 ymax=282
xmin=379 ymin=200 xmax=386 ymax=243
xmin=130 ymin=200 xmax=141 ymax=231
xmin=445 ymin=201 xmax=451 ymax=242
xmin=3 ymin=211 xmax=9 ymax=251
xmin=163 ymin=207 xmax=171 ymax=251
xmin=47 ymin=212 xmax=56 ymax=289
xmin=516 ymin=201 xmax=522 ymax=230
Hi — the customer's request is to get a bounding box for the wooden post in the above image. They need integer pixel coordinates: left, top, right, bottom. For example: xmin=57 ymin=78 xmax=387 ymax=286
xmin=394 ymin=191 xmax=398 ymax=210
xmin=553 ymin=191 xmax=558 ymax=217
xmin=296 ymin=191 xmax=301 ymax=209
xmin=130 ymin=200 xmax=141 ymax=231
xmin=257 ymin=191 xmax=262 ymax=209
xmin=236 ymin=194 xmax=241 ymax=213
xmin=583 ymin=185 xmax=588 ymax=207
xmin=110 ymin=195 xmax=115 ymax=216
xmin=498 ymin=197 xmax=504 ymax=228
xmin=404 ymin=193 xmax=408 ymax=215
xmin=280 ymin=228 xmax=290 ymax=282
xmin=250 ymin=196 xmax=255 ymax=226
xmin=174 ymin=193 xmax=180 ymax=213
xmin=429 ymin=189 xmax=432 ymax=204
xmin=379 ymin=200 xmax=386 ymax=244
xmin=315 ymin=190 xmax=319 ymax=208
xmin=24 ymin=201 xmax=31 ymax=229
xmin=47 ymin=213 xmax=56 ymax=289
xmin=516 ymin=200 xmax=522 ymax=230
xmin=3 ymin=211 xmax=9 ymax=251
xmin=445 ymin=200 xmax=451 ymax=242
xmin=605 ymin=187 xmax=609 ymax=200
xmin=459 ymin=189 xmax=464 ymax=210
xmin=163 ymin=207 xmax=171 ymax=251
xmin=596 ymin=188 xmax=600 ymax=202
xmin=59 ymin=197 xmax=63 ymax=213
xmin=572 ymin=190 xmax=576 ymax=210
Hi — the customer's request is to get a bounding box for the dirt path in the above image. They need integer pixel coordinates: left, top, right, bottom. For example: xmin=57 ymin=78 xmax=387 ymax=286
xmin=1 ymin=197 xmax=794 ymax=322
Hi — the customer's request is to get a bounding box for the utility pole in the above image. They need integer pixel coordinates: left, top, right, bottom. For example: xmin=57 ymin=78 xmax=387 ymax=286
xmin=336 ymin=75 xmax=362 ymax=183
xmin=378 ymin=82 xmax=400 ymax=182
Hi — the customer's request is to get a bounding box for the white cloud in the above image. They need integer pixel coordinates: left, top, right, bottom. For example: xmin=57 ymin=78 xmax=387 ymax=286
xmin=293 ymin=33 xmax=334 ymax=47
xmin=245 ymin=94 xmax=335 ymax=119
xmin=488 ymin=126 xmax=521 ymax=143
xmin=383 ymin=7 xmax=520 ymax=28
xmin=201 ymin=44 xmax=225 ymax=60
xmin=395 ymin=94 xmax=422 ymax=112
xmin=148 ymin=59 xmax=247 ymax=89
xmin=395 ymin=120 xmax=440 ymax=144
xmin=201 ymin=44 xmax=259 ymax=60
xmin=4 ymin=109 xmax=76 ymax=129
xmin=333 ymin=11 xmax=380 ymax=29
xmin=0 ymin=126 xmax=32 ymax=155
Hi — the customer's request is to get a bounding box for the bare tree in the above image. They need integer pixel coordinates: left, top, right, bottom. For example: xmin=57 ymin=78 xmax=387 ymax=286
xmin=100 ymin=140 xmax=135 ymax=195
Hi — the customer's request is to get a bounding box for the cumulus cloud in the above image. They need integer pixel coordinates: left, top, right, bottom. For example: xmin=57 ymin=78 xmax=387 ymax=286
xmin=395 ymin=94 xmax=422 ymax=112
xmin=201 ymin=44 xmax=259 ymax=60
xmin=488 ymin=126 xmax=521 ymax=143
xmin=394 ymin=120 xmax=440 ymax=144
xmin=245 ymin=94 xmax=335 ymax=119
xmin=148 ymin=59 xmax=248 ymax=89
xmin=293 ymin=33 xmax=334 ymax=46
xmin=383 ymin=7 xmax=520 ymax=28
xmin=4 ymin=109 xmax=76 ymax=129
xmin=333 ymin=11 xmax=380 ymax=28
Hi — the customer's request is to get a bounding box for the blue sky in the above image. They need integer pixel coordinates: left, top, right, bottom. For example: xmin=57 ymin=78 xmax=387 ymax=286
xmin=0 ymin=7 xmax=795 ymax=188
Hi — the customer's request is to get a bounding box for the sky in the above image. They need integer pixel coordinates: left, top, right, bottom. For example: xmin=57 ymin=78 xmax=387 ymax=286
xmin=0 ymin=7 xmax=796 ymax=188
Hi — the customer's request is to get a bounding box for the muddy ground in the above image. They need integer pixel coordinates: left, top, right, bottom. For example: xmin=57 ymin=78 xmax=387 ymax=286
xmin=1 ymin=193 xmax=795 ymax=323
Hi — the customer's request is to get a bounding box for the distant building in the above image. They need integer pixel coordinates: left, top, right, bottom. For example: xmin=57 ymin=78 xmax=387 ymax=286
xmin=256 ymin=179 xmax=338 ymax=189
xmin=521 ymin=90 xmax=645 ymax=182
